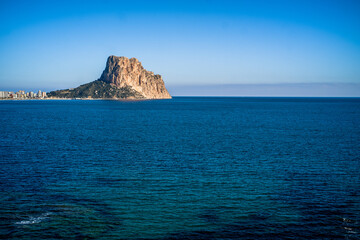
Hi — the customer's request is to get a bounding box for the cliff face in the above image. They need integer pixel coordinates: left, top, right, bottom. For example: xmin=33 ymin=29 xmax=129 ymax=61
xmin=48 ymin=56 xmax=172 ymax=100
xmin=100 ymin=56 xmax=172 ymax=99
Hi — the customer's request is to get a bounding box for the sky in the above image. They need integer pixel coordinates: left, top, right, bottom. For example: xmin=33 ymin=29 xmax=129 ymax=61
xmin=0 ymin=0 xmax=360 ymax=96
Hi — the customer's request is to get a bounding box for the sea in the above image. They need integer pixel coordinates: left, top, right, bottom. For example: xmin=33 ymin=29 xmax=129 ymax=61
xmin=0 ymin=97 xmax=359 ymax=240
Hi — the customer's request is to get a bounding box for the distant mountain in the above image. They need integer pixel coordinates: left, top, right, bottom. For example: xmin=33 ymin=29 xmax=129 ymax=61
xmin=48 ymin=56 xmax=172 ymax=99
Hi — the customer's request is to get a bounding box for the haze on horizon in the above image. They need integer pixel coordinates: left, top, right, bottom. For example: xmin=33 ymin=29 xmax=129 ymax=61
xmin=0 ymin=0 xmax=359 ymax=96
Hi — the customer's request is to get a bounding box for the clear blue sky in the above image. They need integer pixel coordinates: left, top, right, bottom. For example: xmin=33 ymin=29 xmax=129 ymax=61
xmin=0 ymin=0 xmax=359 ymax=96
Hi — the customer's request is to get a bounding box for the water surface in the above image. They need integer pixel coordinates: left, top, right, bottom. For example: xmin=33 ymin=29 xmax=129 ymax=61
xmin=0 ymin=97 xmax=359 ymax=239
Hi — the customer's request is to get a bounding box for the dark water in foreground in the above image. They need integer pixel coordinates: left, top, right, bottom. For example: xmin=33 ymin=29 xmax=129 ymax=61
xmin=0 ymin=97 xmax=359 ymax=239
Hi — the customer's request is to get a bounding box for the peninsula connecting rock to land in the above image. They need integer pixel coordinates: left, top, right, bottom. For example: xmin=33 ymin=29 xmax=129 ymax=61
xmin=48 ymin=56 xmax=172 ymax=100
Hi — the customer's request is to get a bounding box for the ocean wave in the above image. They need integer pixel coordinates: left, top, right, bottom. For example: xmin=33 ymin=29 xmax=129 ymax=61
xmin=15 ymin=212 xmax=52 ymax=225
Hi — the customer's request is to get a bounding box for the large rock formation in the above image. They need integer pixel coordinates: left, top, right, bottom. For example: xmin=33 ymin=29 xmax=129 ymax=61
xmin=48 ymin=56 xmax=171 ymax=100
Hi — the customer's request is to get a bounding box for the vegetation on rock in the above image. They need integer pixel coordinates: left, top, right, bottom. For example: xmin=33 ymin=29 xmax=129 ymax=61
xmin=47 ymin=80 xmax=144 ymax=99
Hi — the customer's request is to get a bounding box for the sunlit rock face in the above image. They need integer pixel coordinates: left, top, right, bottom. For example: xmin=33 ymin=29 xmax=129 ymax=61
xmin=100 ymin=56 xmax=172 ymax=99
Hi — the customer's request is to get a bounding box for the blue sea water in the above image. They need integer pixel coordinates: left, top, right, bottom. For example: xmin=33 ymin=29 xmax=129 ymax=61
xmin=0 ymin=97 xmax=359 ymax=239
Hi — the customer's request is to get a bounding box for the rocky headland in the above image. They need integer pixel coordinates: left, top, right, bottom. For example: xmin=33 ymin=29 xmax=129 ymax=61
xmin=48 ymin=56 xmax=172 ymax=100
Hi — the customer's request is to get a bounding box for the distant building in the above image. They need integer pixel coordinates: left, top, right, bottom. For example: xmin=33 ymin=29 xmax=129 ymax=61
xmin=0 ymin=91 xmax=8 ymax=98
xmin=16 ymin=90 xmax=25 ymax=99
xmin=0 ymin=90 xmax=47 ymax=99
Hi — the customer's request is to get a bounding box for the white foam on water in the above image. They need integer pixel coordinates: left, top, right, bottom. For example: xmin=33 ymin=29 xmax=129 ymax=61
xmin=15 ymin=212 xmax=52 ymax=225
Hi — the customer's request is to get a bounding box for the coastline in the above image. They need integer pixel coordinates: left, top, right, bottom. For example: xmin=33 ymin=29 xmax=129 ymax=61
xmin=0 ymin=97 xmax=164 ymax=101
